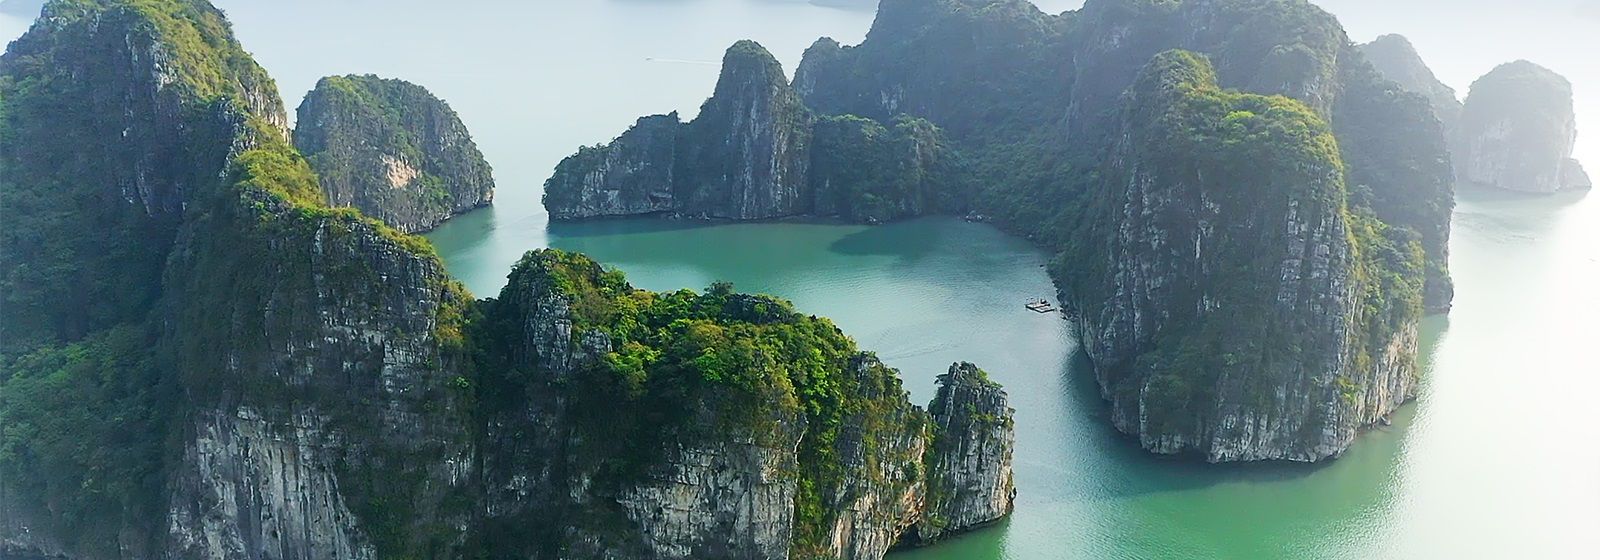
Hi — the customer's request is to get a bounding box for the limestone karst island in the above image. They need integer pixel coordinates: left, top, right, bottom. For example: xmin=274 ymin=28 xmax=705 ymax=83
xmin=1 ymin=1 xmax=1595 ymax=559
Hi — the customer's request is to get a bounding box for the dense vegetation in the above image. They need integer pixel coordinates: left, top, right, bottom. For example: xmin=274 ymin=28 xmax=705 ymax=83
xmin=0 ymin=0 xmax=286 ymax=552
xmin=1059 ymin=50 xmax=1423 ymax=432
xmin=811 ymin=114 xmax=967 ymax=222
xmin=1 ymin=1 xmax=465 ymax=556
xmin=0 ymin=0 xmax=276 ymax=351
xmin=294 ymin=73 xmax=495 ymax=232
xmin=0 ymin=326 xmax=171 ymax=556
xmin=7 ymin=2 xmax=1000 ymax=556
xmin=472 ymin=249 xmax=931 ymax=556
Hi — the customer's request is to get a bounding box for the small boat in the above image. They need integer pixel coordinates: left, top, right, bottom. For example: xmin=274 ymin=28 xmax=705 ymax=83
xmin=1025 ymin=298 xmax=1056 ymax=313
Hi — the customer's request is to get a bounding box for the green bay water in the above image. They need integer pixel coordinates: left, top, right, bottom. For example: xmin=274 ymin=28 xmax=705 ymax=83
xmin=426 ymin=187 xmax=1600 ymax=559
xmin=3 ymin=0 xmax=1590 ymax=557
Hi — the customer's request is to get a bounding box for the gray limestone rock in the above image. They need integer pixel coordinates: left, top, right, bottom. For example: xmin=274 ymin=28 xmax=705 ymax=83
xmin=1458 ymin=60 xmax=1581 ymax=193
xmin=294 ymin=75 xmax=495 ymax=232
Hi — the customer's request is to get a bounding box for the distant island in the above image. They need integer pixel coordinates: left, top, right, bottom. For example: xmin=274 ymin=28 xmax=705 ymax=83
xmin=1360 ymin=35 xmax=1590 ymax=193
xmin=1457 ymin=61 xmax=1590 ymax=193
xmin=294 ymin=74 xmax=497 ymax=233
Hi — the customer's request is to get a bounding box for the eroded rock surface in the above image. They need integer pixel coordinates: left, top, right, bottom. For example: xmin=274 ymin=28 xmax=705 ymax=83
xmin=294 ymin=74 xmax=495 ymax=232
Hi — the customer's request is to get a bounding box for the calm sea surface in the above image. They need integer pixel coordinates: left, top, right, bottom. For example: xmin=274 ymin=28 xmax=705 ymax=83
xmin=4 ymin=1 xmax=1596 ymax=557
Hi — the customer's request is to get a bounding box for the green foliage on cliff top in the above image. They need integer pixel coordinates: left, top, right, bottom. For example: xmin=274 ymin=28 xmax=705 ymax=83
xmin=3 ymin=3 xmax=461 ymax=557
xmin=1060 ymin=51 xmax=1403 ymax=432
xmin=37 ymin=0 xmax=280 ymax=103
xmin=171 ymin=128 xmax=469 ymax=558
xmin=0 ymin=0 xmax=281 ymax=350
xmin=479 ymin=249 xmax=931 ymax=555
xmin=293 ymin=73 xmax=494 ymax=231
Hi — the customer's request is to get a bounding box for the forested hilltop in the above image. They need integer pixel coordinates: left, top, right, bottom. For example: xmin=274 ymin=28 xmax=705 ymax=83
xmin=545 ymin=0 xmax=1457 ymax=462
xmin=294 ymin=74 xmax=497 ymax=233
xmin=0 ymin=1 xmax=1012 ymax=558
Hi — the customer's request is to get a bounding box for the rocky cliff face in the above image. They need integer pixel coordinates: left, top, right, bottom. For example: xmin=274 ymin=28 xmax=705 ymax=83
xmin=0 ymin=1 xmax=296 ymax=556
xmin=1359 ymin=34 xmax=1462 ymax=137
xmin=547 ymin=0 xmax=1447 ymax=461
xmin=0 ymin=0 xmax=286 ymax=351
xmin=1457 ymin=60 xmax=1585 ymax=193
xmin=676 ymin=40 xmax=814 ymax=219
xmin=1332 ymin=54 xmax=1456 ymax=313
xmin=1065 ymin=51 xmax=1422 ymax=462
xmin=293 ymin=74 xmax=495 ymax=232
xmin=915 ymin=362 xmax=1015 ymax=542
xmin=472 ymin=251 xmax=1014 ymax=559
xmin=543 ymin=41 xmax=965 ymax=223
xmin=3 ymin=2 xmax=1014 ymax=559
xmin=163 ymin=181 xmax=477 ymax=559
xmin=543 ymin=113 xmax=682 ymax=220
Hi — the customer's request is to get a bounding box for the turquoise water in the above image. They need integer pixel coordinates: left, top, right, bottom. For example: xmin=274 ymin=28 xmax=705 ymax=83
xmin=427 ymin=186 xmax=1600 ymax=559
xmin=4 ymin=1 xmax=1593 ymax=556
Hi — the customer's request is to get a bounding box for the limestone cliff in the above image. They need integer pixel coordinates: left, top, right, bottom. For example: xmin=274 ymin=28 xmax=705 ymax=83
xmin=914 ymin=362 xmax=1016 ymax=542
xmin=544 ymin=113 xmax=682 ymax=219
xmin=1458 ymin=60 xmax=1585 ymax=193
xmin=677 ymin=40 xmax=814 ymax=219
xmin=294 ymin=74 xmax=495 ymax=232
xmin=0 ymin=1 xmax=295 ymax=555
xmin=545 ymin=0 xmax=1450 ymax=461
xmin=1358 ymin=34 xmax=1462 ymax=138
xmin=1066 ymin=51 xmax=1422 ymax=462
xmin=473 ymin=250 xmax=1015 ymax=559
xmin=0 ymin=0 xmax=285 ymax=353
xmin=0 ymin=5 xmax=1014 ymax=558
xmin=543 ymin=41 xmax=965 ymax=223
xmin=162 ymin=175 xmax=477 ymax=558
xmin=543 ymin=41 xmax=811 ymax=220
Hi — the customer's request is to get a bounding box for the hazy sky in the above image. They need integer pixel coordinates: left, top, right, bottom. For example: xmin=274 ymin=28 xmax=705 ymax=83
xmin=0 ymin=0 xmax=1592 ymax=166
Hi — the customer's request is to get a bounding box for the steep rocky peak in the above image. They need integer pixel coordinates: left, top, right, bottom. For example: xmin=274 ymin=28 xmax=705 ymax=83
xmin=1366 ymin=33 xmax=1417 ymax=52
xmin=1360 ymin=34 xmax=1456 ymax=96
xmin=81 ymin=0 xmax=287 ymax=131
xmin=712 ymin=40 xmax=791 ymax=99
xmin=499 ymin=248 xmax=617 ymax=305
xmin=917 ymin=361 xmax=1014 ymax=543
xmin=1357 ymin=33 xmax=1460 ymax=133
xmin=938 ymin=361 xmax=1000 ymax=390
xmin=866 ymin=0 xmax=959 ymax=39
xmin=794 ymin=37 xmax=845 ymax=97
